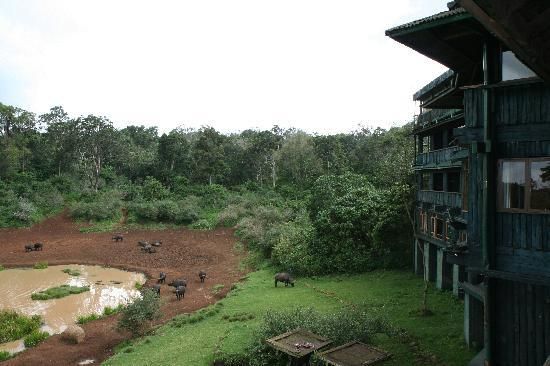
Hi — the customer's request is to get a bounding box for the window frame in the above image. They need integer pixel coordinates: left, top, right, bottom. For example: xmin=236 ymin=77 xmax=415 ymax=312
xmin=497 ymin=158 xmax=550 ymax=214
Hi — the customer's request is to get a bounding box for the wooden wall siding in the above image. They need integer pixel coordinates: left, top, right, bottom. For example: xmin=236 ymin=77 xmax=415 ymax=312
xmin=414 ymin=146 xmax=464 ymax=168
xmin=494 ymin=279 xmax=550 ymax=366
xmin=496 ymin=213 xmax=550 ymax=251
xmin=464 ymin=83 xmax=550 ymax=129
xmin=497 ymin=140 xmax=550 ymax=158
xmin=494 ymin=83 xmax=550 ymax=126
xmin=495 ymin=247 xmax=550 ymax=278
xmin=417 ymin=191 xmax=462 ymax=208
xmin=464 ymin=88 xmax=484 ymax=128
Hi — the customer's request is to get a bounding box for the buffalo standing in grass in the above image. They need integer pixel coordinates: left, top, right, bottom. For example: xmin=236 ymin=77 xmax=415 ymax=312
xmin=274 ymin=272 xmax=294 ymax=287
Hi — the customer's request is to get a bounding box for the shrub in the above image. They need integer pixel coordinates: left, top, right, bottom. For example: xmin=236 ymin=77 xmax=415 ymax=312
xmin=239 ymin=307 xmax=394 ymax=366
xmin=189 ymin=218 xmax=213 ymax=230
xmin=103 ymin=304 xmax=124 ymax=316
xmin=70 ymin=191 xmax=122 ymax=221
xmin=271 ymin=217 xmax=317 ymax=275
xmin=23 ymin=330 xmax=49 ymax=347
xmin=33 ymin=262 xmax=48 ymax=269
xmin=0 ymin=311 xmax=42 ymax=343
xmin=141 ymin=176 xmax=169 ymax=201
xmin=0 ymin=265 xmax=4 ymax=271
xmin=12 ymin=197 xmax=38 ymax=224
xmin=31 ymin=285 xmax=89 ymax=300
xmin=118 ymin=289 xmax=161 ymax=335
xmin=0 ymin=351 xmax=12 ymax=361
xmin=217 ymin=203 xmax=248 ymax=227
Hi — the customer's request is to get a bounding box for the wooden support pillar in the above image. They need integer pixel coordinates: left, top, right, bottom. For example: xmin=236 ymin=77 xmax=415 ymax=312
xmin=453 ymin=264 xmax=460 ymax=296
xmin=424 ymin=242 xmax=430 ymax=282
xmin=464 ymin=293 xmax=485 ymax=350
xmin=436 ymin=248 xmax=452 ymax=290
xmin=414 ymin=239 xmax=424 ymax=276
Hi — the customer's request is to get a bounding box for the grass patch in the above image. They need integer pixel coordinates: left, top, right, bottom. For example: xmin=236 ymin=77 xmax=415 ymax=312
xmin=170 ymin=305 xmax=221 ymax=328
xmin=23 ymin=330 xmax=49 ymax=347
xmin=33 ymin=262 xmax=48 ymax=269
xmin=0 ymin=265 xmax=4 ymax=271
xmin=77 ymin=304 xmax=124 ymax=324
xmin=31 ymin=285 xmax=90 ymax=300
xmin=134 ymin=282 xmax=143 ymax=290
xmin=0 ymin=310 xmax=42 ymax=343
xmin=104 ymin=269 xmax=474 ymax=366
xmin=62 ymin=268 xmax=81 ymax=276
xmin=0 ymin=351 xmax=13 ymax=361
xmin=211 ymin=284 xmax=225 ymax=295
xmin=77 ymin=313 xmax=101 ymax=324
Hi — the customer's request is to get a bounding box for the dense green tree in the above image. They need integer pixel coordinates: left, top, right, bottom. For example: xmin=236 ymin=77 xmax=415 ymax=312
xmin=276 ymin=131 xmax=322 ymax=188
xmin=191 ymin=127 xmax=228 ymax=185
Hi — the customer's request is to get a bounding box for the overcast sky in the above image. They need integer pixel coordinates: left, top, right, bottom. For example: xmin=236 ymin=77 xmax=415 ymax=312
xmin=0 ymin=0 xmax=448 ymax=134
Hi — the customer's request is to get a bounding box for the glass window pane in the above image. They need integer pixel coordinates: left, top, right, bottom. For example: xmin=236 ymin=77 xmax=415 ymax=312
xmin=501 ymin=161 xmax=525 ymax=209
xmin=433 ymin=173 xmax=444 ymax=191
xmin=530 ymin=160 xmax=550 ymax=211
xmin=421 ymin=173 xmax=430 ymax=190
xmin=502 ymin=51 xmax=537 ymax=81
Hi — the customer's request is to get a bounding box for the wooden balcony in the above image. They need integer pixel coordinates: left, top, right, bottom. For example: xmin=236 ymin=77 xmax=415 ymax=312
xmin=417 ymin=190 xmax=462 ymax=208
xmin=414 ymin=146 xmax=464 ymax=169
xmin=414 ymin=108 xmax=463 ymax=132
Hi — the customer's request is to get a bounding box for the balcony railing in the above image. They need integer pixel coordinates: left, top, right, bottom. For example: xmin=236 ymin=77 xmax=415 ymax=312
xmin=414 ymin=146 xmax=463 ymax=168
xmin=414 ymin=108 xmax=463 ymax=131
xmin=417 ymin=190 xmax=462 ymax=208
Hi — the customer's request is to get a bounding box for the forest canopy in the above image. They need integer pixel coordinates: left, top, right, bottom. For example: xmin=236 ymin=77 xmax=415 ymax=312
xmin=0 ymin=102 xmax=414 ymax=273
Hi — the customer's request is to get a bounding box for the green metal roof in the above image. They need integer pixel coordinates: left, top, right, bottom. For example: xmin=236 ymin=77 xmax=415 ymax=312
xmin=386 ymin=8 xmax=471 ymax=37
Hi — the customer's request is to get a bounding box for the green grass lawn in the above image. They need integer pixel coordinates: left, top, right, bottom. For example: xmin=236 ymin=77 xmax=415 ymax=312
xmin=103 ymin=269 xmax=474 ymax=366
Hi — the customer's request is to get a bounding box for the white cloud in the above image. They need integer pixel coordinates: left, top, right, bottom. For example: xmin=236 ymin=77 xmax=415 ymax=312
xmin=0 ymin=0 xmax=448 ymax=134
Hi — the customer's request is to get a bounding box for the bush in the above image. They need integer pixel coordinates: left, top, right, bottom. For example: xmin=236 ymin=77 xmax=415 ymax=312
xmin=271 ymin=216 xmax=317 ymax=275
xmin=141 ymin=176 xmax=170 ymax=201
xmin=307 ymin=174 xmax=413 ymax=273
xmin=217 ymin=203 xmax=248 ymax=227
xmin=0 ymin=310 xmax=42 ymax=343
xmin=0 ymin=351 xmax=12 ymax=361
xmin=118 ymin=289 xmax=161 ymax=335
xmin=70 ymin=191 xmax=122 ymax=221
xmin=23 ymin=330 xmax=49 ymax=348
xmin=236 ymin=307 xmax=394 ymax=366
xmin=12 ymin=197 xmax=38 ymax=224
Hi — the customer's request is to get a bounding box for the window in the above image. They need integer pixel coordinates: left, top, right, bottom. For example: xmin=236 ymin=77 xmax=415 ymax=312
xmin=418 ymin=210 xmax=428 ymax=233
xmin=502 ymin=51 xmax=537 ymax=81
xmin=498 ymin=158 xmax=550 ymax=212
xmin=530 ymin=160 xmax=550 ymax=210
xmin=421 ymin=173 xmax=430 ymax=190
xmin=433 ymin=173 xmax=444 ymax=191
xmin=431 ymin=216 xmax=445 ymax=240
xmin=432 ymin=131 xmax=444 ymax=150
xmin=447 ymin=171 xmax=461 ymax=193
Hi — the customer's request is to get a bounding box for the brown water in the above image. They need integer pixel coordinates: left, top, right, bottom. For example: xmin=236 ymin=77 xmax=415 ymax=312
xmin=0 ymin=265 xmax=146 ymax=353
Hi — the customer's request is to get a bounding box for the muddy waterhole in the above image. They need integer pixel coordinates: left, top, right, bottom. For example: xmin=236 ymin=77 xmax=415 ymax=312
xmin=0 ymin=265 xmax=146 ymax=353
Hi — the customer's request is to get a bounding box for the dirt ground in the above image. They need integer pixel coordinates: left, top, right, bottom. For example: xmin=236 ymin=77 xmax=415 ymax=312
xmin=0 ymin=213 xmax=245 ymax=366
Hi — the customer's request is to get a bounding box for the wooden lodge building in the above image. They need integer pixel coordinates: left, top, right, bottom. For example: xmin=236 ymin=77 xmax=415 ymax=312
xmin=387 ymin=1 xmax=550 ymax=365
